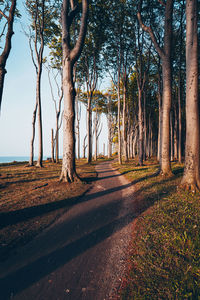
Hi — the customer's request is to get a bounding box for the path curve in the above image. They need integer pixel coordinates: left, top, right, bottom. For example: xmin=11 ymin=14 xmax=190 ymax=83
xmin=0 ymin=161 xmax=138 ymax=300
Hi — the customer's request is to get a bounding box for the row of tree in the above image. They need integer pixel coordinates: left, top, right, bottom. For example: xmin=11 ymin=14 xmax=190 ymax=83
xmin=0 ymin=0 xmax=199 ymax=191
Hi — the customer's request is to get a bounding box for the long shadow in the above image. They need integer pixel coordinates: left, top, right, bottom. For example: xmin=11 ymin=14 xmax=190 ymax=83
xmin=86 ymin=167 xmax=150 ymax=182
xmin=0 ymin=177 xmax=174 ymax=300
xmin=0 ymin=171 xmax=159 ymax=229
xmin=0 ymin=176 xmax=58 ymax=187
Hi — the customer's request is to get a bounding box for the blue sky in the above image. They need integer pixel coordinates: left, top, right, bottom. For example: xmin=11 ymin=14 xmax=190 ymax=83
xmin=0 ymin=1 xmax=108 ymax=158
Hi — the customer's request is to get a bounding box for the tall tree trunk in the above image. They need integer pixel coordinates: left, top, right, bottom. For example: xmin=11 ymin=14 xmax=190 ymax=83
xmin=29 ymin=102 xmax=38 ymax=166
xmin=87 ymin=96 xmax=92 ymax=163
xmin=117 ymin=82 xmax=122 ymax=164
xmin=122 ymin=74 xmax=128 ymax=162
xmin=51 ymin=128 xmax=55 ymax=163
xmin=0 ymin=0 xmax=16 ymax=109
xmin=36 ymin=66 xmax=43 ymax=167
xmin=133 ymin=127 xmax=137 ymax=158
xmin=138 ymin=0 xmax=174 ymax=175
xmin=83 ymin=134 xmax=87 ymax=159
xmin=138 ymin=88 xmax=143 ymax=166
xmin=178 ymin=71 xmax=182 ymax=163
xmin=160 ymin=56 xmax=172 ymax=174
xmin=157 ymin=73 xmax=162 ymax=162
xmin=178 ymin=0 xmax=184 ymax=164
xmin=60 ymin=0 xmax=88 ymax=181
xmin=174 ymin=105 xmax=178 ymax=160
xmin=55 ymin=115 xmax=59 ymax=163
xmin=107 ymin=96 xmax=112 ymax=158
xmin=94 ymin=108 xmax=97 ymax=161
xmin=181 ymin=0 xmax=200 ymax=191
xmin=143 ymin=90 xmax=147 ymax=160
xmin=60 ymin=60 xmax=77 ymax=181
xmin=75 ymin=98 xmax=80 ymax=160
xmin=170 ymin=110 xmax=173 ymax=161
xmin=148 ymin=115 xmax=151 ymax=158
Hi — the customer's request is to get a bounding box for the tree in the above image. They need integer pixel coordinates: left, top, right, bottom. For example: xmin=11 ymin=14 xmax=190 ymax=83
xmin=60 ymin=0 xmax=88 ymax=182
xmin=77 ymin=0 xmax=109 ymax=163
xmin=0 ymin=0 xmax=17 ymax=110
xmin=26 ymin=0 xmax=60 ymax=167
xmin=138 ymin=0 xmax=174 ymax=175
xmin=46 ymin=63 xmax=63 ymax=163
xmin=180 ymin=0 xmax=199 ymax=192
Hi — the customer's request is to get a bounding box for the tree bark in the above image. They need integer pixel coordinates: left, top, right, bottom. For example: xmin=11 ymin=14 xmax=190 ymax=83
xmin=174 ymin=104 xmax=178 ymax=160
xmin=36 ymin=64 xmax=43 ymax=167
xmin=170 ymin=110 xmax=173 ymax=161
xmin=137 ymin=0 xmax=174 ymax=175
xmin=0 ymin=0 xmax=16 ymax=109
xmin=60 ymin=0 xmax=88 ymax=182
xmin=51 ymin=128 xmax=55 ymax=163
xmin=29 ymin=102 xmax=38 ymax=166
xmin=107 ymin=96 xmax=112 ymax=158
xmin=122 ymin=73 xmax=128 ymax=162
xmin=117 ymin=78 xmax=122 ymax=165
xmin=138 ymin=88 xmax=143 ymax=166
xmin=87 ymin=96 xmax=92 ymax=163
xmin=60 ymin=59 xmax=77 ymax=181
xmin=181 ymin=0 xmax=200 ymax=191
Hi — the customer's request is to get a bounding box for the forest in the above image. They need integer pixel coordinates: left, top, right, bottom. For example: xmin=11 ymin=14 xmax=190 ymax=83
xmin=0 ymin=0 xmax=199 ymax=188
xmin=0 ymin=0 xmax=200 ymax=299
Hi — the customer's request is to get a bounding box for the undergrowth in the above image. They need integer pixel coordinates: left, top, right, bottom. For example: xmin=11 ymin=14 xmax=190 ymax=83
xmin=116 ymin=158 xmax=200 ymax=299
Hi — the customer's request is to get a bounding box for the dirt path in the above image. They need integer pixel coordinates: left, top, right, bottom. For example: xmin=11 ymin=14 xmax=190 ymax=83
xmin=0 ymin=161 xmax=138 ymax=300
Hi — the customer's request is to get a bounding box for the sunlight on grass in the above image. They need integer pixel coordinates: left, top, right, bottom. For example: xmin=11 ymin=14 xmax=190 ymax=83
xmin=115 ymin=158 xmax=200 ymax=299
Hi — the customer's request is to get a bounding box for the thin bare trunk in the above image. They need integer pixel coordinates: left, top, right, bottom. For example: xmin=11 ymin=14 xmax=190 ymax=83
xmin=29 ymin=102 xmax=38 ymax=166
xmin=107 ymin=96 xmax=112 ymax=158
xmin=170 ymin=110 xmax=173 ymax=161
xmin=138 ymin=89 xmax=143 ymax=166
xmin=83 ymin=134 xmax=87 ymax=159
xmin=87 ymin=96 xmax=92 ymax=163
xmin=117 ymin=83 xmax=122 ymax=165
xmin=174 ymin=105 xmax=178 ymax=160
xmin=123 ymin=74 xmax=128 ymax=162
xmin=51 ymin=128 xmax=55 ymax=163
xmin=36 ymin=66 xmax=43 ymax=167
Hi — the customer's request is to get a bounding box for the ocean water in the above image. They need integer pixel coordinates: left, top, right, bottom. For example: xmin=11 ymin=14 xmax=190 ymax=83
xmin=0 ymin=156 xmax=47 ymax=164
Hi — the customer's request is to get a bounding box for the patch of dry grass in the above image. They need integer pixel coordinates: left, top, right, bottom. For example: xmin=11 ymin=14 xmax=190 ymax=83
xmin=0 ymin=159 xmax=97 ymax=261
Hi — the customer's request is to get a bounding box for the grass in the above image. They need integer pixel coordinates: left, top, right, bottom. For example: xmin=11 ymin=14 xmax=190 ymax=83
xmin=114 ymin=158 xmax=200 ymax=299
xmin=0 ymin=159 xmax=97 ymax=262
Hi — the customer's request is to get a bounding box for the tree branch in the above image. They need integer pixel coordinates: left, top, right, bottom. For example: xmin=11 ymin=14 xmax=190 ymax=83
xmin=137 ymin=11 xmax=165 ymax=59
xmin=0 ymin=10 xmax=8 ymax=20
xmin=70 ymin=0 xmax=88 ymax=63
xmin=158 ymin=0 xmax=166 ymax=7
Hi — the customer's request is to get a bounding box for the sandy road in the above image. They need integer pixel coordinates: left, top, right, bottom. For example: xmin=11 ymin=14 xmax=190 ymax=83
xmin=0 ymin=161 xmax=138 ymax=300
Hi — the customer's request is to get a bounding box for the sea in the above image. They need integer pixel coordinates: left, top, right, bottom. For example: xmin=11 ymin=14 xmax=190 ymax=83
xmin=0 ymin=156 xmax=47 ymax=164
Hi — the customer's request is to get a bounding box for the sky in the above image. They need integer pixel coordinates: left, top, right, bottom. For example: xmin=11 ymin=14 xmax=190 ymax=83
xmin=0 ymin=1 xmax=109 ymax=158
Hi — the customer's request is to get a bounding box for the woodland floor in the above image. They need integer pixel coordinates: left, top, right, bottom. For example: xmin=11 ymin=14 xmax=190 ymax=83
xmin=1 ymin=158 xmax=200 ymax=299
xmin=0 ymin=159 xmax=97 ymax=262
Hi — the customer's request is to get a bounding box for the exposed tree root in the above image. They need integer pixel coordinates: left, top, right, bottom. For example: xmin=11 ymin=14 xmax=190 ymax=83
xmin=179 ymin=182 xmax=200 ymax=194
xmin=59 ymin=170 xmax=81 ymax=183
